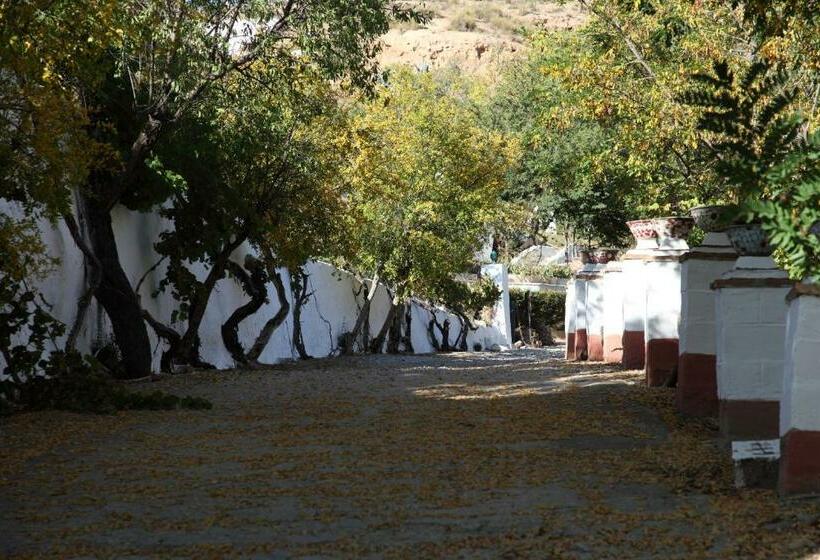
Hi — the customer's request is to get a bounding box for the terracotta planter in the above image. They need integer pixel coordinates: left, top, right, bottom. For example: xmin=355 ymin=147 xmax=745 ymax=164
xmin=650 ymin=216 xmax=694 ymax=250
xmin=690 ymin=205 xmax=733 ymax=233
xmin=626 ymin=219 xmax=658 ymax=249
xmin=580 ymin=248 xmax=619 ymax=265
xmin=652 ymin=216 xmax=695 ymax=240
xmin=725 ymin=223 xmax=772 ymax=256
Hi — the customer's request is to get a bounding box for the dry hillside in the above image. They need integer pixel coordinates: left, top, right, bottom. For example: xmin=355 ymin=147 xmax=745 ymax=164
xmin=380 ymin=0 xmax=587 ymax=74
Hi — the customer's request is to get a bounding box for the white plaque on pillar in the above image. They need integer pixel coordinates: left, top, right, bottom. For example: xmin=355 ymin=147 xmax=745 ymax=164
xmin=731 ymin=440 xmax=780 ymax=461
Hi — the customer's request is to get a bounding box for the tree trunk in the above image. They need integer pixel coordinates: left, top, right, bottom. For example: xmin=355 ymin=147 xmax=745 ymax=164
xmin=343 ymin=269 xmax=380 ymax=354
xmin=175 ymin=236 xmax=244 ymax=365
xmin=369 ymin=293 xmax=400 ymax=354
xmin=221 ymin=258 xmax=267 ymax=366
xmin=245 ymin=268 xmax=289 ymax=362
xmin=386 ymin=301 xmax=403 ymax=354
xmin=291 ymin=267 xmax=311 ymax=360
xmin=455 ymin=312 xmax=473 ymax=351
xmin=81 ymin=191 xmax=152 ymax=379
xmin=402 ymin=304 xmax=414 ymax=353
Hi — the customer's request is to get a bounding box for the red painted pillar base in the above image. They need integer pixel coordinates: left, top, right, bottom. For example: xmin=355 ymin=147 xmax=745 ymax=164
xmin=780 ymin=429 xmax=820 ymax=497
xmin=565 ymin=332 xmax=576 ymax=360
xmin=719 ymin=399 xmax=779 ymax=440
xmin=574 ymin=328 xmax=588 ymax=361
xmin=676 ymin=352 xmax=718 ymax=417
xmin=645 ymin=338 xmax=679 ymax=387
xmin=603 ymin=334 xmax=623 ymax=364
xmin=622 ymin=330 xmax=645 ymax=370
xmin=588 ymin=334 xmax=604 ymax=362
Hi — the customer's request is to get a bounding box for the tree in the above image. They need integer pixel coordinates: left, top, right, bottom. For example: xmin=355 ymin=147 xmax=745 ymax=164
xmin=142 ymin=61 xmax=351 ymax=371
xmin=60 ymin=0 xmax=424 ymax=378
xmin=339 ymin=69 xmax=517 ymax=353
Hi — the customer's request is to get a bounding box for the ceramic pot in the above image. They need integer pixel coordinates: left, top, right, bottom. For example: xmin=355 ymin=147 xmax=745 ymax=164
xmin=626 ymin=220 xmax=657 ymax=241
xmin=725 ymin=223 xmax=772 ymax=256
xmin=690 ymin=205 xmax=733 ymax=232
xmin=652 ymin=216 xmax=695 ymax=240
xmin=580 ymin=248 xmax=619 ymax=265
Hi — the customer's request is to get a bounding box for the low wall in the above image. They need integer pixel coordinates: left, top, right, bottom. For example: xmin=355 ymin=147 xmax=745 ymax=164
xmin=1 ymin=203 xmax=509 ymax=375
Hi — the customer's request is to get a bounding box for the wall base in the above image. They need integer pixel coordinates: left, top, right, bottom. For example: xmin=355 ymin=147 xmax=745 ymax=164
xmin=676 ymin=352 xmax=718 ymax=417
xmin=574 ymin=328 xmax=588 ymax=361
xmin=565 ymin=332 xmax=576 ymax=360
xmin=719 ymin=399 xmax=779 ymax=440
xmin=622 ymin=330 xmax=645 ymax=370
xmin=646 ymin=338 xmax=679 ymax=387
xmin=588 ymin=334 xmax=604 ymax=362
xmin=779 ymin=429 xmax=820 ymax=497
xmin=603 ymin=333 xmax=623 ymax=364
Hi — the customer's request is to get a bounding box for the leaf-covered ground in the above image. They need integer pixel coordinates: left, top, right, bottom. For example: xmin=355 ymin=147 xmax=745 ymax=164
xmin=2 ymin=348 xmax=819 ymax=558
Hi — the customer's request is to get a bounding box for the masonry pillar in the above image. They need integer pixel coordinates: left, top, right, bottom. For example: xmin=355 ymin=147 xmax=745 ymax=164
xmin=677 ymin=229 xmax=737 ymax=416
xmin=481 ymin=264 xmax=513 ymax=349
xmin=602 ymin=261 xmax=625 ymax=364
xmin=573 ymin=273 xmax=589 ymax=361
xmin=564 ymin=280 xmax=577 ymax=360
xmin=642 ymin=218 xmax=693 ymax=387
xmin=713 ymin=254 xmax=792 ymax=440
xmin=622 ymin=220 xmax=656 ymax=370
xmin=779 ymin=283 xmax=820 ymax=497
xmin=584 ymin=261 xmax=606 ymax=362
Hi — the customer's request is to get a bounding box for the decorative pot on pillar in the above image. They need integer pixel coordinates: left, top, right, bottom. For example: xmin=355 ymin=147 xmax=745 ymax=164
xmin=779 ymin=282 xmax=820 ymax=497
xmin=712 ymin=224 xmax=792 ymax=441
xmin=621 ymin=220 xmax=657 ymax=369
xmin=643 ymin=217 xmax=693 ymax=386
xmin=676 ymin=206 xmax=737 ymax=417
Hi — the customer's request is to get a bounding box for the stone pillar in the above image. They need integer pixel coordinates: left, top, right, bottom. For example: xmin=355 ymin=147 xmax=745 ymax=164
xmin=573 ymin=274 xmax=588 ymax=360
xmin=481 ymin=264 xmax=513 ymax=348
xmin=677 ymin=232 xmax=737 ymax=416
xmin=622 ymin=220 xmax=659 ymax=370
xmin=621 ymin=254 xmax=648 ymax=369
xmin=713 ymin=256 xmax=792 ymax=440
xmin=602 ymin=261 xmax=625 ymax=364
xmin=779 ymin=284 xmax=820 ymax=497
xmin=643 ymin=218 xmax=692 ymax=387
xmin=585 ymin=267 xmax=606 ymax=361
xmin=564 ymin=280 xmax=576 ymax=360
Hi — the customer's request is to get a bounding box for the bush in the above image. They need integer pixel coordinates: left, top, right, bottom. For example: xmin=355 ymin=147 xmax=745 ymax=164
xmin=1 ymin=351 xmax=212 ymax=415
xmin=509 ymin=289 xmax=565 ymax=345
xmin=509 ymin=262 xmax=573 ymax=280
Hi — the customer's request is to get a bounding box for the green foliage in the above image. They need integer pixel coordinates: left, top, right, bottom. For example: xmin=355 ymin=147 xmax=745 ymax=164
xmin=678 ymin=60 xmax=801 ymax=203
xmin=509 ymin=289 xmax=565 ymax=345
xmin=341 ymin=69 xmax=517 ymax=303
xmin=2 ymin=351 xmax=212 ymax=415
xmin=749 ymin=133 xmax=820 ymax=280
xmin=509 ymin=263 xmax=573 ymax=280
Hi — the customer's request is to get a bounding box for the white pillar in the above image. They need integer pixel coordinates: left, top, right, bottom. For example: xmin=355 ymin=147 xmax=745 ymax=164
xmin=573 ymin=275 xmax=588 ymax=360
xmin=602 ymin=261 xmax=625 ymax=363
xmin=621 ymin=254 xmax=648 ymax=369
xmin=779 ymin=284 xmax=820 ymax=496
xmin=584 ymin=267 xmax=606 ymax=361
xmin=481 ymin=264 xmax=513 ymax=348
xmin=677 ymin=232 xmax=736 ymax=416
xmin=713 ymin=256 xmax=792 ymax=440
xmin=564 ymin=280 xmax=577 ymax=360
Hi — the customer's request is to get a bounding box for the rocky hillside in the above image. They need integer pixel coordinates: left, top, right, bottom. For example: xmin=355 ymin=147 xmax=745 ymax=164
xmin=380 ymin=0 xmax=586 ymax=74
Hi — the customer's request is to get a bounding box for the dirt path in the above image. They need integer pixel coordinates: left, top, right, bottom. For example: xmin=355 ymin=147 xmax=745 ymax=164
xmin=2 ymin=349 xmax=819 ymax=558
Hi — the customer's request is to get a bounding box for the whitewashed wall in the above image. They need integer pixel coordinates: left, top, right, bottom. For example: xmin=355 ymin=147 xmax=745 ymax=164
xmin=1 ymin=203 xmax=508 ymax=374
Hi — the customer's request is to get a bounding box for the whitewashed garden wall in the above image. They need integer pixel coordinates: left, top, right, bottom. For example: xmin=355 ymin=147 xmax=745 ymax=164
xmin=1 ymin=203 xmax=510 ymax=373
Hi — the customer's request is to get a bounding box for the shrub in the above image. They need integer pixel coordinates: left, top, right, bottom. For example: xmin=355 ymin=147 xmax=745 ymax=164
xmin=1 ymin=351 xmax=212 ymax=415
xmin=509 ymin=289 xmax=565 ymax=345
xmin=509 ymin=262 xmax=572 ymax=280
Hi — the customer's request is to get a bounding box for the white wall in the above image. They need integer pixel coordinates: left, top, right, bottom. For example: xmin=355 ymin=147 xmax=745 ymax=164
xmin=1 ymin=204 xmax=508 ymax=375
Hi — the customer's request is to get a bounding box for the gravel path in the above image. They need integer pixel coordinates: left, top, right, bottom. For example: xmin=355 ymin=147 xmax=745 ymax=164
xmin=2 ymin=348 xmax=819 ymax=558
